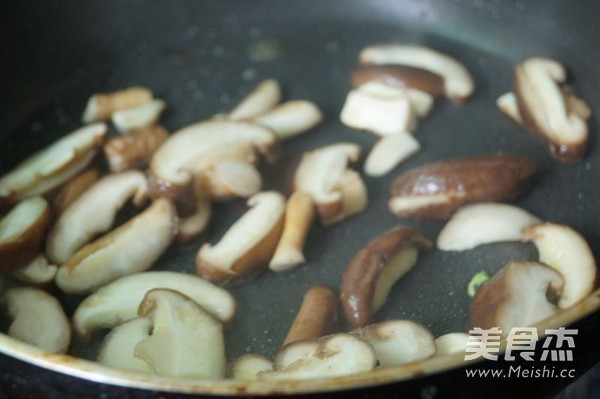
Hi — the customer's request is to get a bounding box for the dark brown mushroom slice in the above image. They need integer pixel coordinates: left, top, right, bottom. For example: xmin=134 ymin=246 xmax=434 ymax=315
xmin=388 ymin=154 xmax=537 ymax=220
xmin=283 ymin=285 xmax=340 ymax=345
xmin=340 ymin=226 xmax=432 ymax=328
xmin=103 ymin=125 xmax=169 ymax=173
xmin=352 ymin=64 xmax=445 ymax=96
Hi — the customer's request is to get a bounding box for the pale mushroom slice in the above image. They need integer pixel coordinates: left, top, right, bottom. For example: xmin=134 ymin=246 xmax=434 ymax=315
xmin=149 ymin=120 xmax=276 ymax=198
xmin=111 ymin=99 xmax=166 ymax=134
xmin=294 ymin=143 xmax=365 ymax=224
xmin=388 ymin=154 xmax=538 ymax=220
xmin=5 ymin=287 xmax=71 ymax=353
xmin=104 ymin=125 xmax=169 ymax=173
xmin=55 ymin=198 xmax=177 ymax=295
xmin=269 ymin=191 xmax=316 ymax=271
xmin=97 ymin=318 xmax=153 ymax=373
xmin=470 ymin=261 xmax=564 ymax=331
xmin=12 ymin=255 xmax=57 ymax=285
xmin=364 ymin=132 xmax=421 ymax=177
xmin=82 ymin=87 xmax=153 ymax=124
xmin=0 ymin=196 xmax=50 ymax=272
xmin=202 ymin=159 xmax=262 ymax=201
xmin=259 ymin=333 xmax=376 ymax=380
xmin=251 ymin=100 xmax=323 ymax=140
xmin=496 ymin=92 xmax=523 ymax=124
xmin=522 ymin=222 xmax=597 ymax=309
xmin=47 ymin=170 xmax=150 ymax=264
xmin=341 ymin=226 xmax=432 ymax=328
xmin=283 ymin=286 xmax=339 ymax=346
xmin=514 ymin=57 xmax=590 ymax=162
xmin=321 ymin=169 xmax=367 ymax=226
xmin=435 ymin=333 xmax=470 ymax=356
xmin=134 ymin=289 xmax=226 ymax=378
xmin=52 ymin=169 xmax=100 ymax=214
xmin=340 ymin=81 xmax=416 ymax=136
xmin=229 ymin=79 xmax=282 ymax=121
xmin=359 ymin=44 xmax=475 ymax=102
xmin=73 ymin=271 xmax=235 ymax=338
xmin=406 ymin=89 xmax=435 ymax=118
xmin=229 ymin=354 xmax=273 ymax=380
xmin=0 ymin=123 xmax=107 ymax=205
xmin=437 ymin=202 xmax=541 ymax=251
xmin=355 ymin=320 xmax=436 ymax=367
xmin=196 ymin=191 xmax=285 ymax=284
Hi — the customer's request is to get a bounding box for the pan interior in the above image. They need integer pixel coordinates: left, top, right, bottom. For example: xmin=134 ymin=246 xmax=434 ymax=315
xmin=1 ymin=0 xmax=599 ymax=391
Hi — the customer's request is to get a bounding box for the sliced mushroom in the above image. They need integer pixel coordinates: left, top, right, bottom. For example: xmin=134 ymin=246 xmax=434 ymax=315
xmin=341 ymin=226 xmax=432 ymax=328
xmin=435 ymin=333 xmax=470 ymax=356
xmin=52 ymin=169 xmax=100 ymax=214
xmin=364 ymin=132 xmax=421 ymax=177
xmin=177 ymin=190 xmax=212 ymax=244
xmin=202 ymin=159 xmax=262 ymax=201
xmin=196 ymin=191 xmax=285 ymax=284
xmin=5 ymin=287 xmax=71 ymax=353
xmin=406 ymin=89 xmax=435 ymax=118
xmin=12 ymin=255 xmax=57 ymax=285
xmin=496 ymin=92 xmax=522 ymax=124
xmin=294 ymin=143 xmax=365 ymax=224
xmin=103 ymin=125 xmax=169 ymax=173
xmin=359 ymin=44 xmax=475 ymax=102
xmin=340 ymin=81 xmax=415 ymax=136
xmin=82 ymin=87 xmax=153 ymax=123
xmin=269 ymin=191 xmax=315 ymax=271
xmin=134 ymin=289 xmax=226 ymax=378
xmin=55 ymin=198 xmax=177 ymax=295
xmin=229 ymin=79 xmax=282 ymax=121
xmin=355 ymin=320 xmax=436 ymax=367
xmin=322 ymin=170 xmax=367 ymax=226
xmin=259 ymin=333 xmax=376 ymax=380
xmin=352 ymin=64 xmax=445 ymax=96
xmin=284 ymin=286 xmax=339 ymax=346
xmin=514 ymin=57 xmax=590 ymax=162
xmin=0 ymin=196 xmax=50 ymax=272
xmin=229 ymin=354 xmax=273 ymax=380
xmin=111 ymin=99 xmax=166 ymax=134
xmin=251 ymin=100 xmax=323 ymax=140
xmin=73 ymin=271 xmax=236 ymax=337
xmin=388 ymin=154 xmax=537 ymax=220
xmin=0 ymin=123 xmax=107 ymax=205
xmin=437 ymin=202 xmax=540 ymax=251
xmin=469 ymin=261 xmax=564 ymax=331
xmin=97 ymin=318 xmax=153 ymax=373
xmin=522 ymin=222 xmax=597 ymax=309
xmin=47 ymin=170 xmax=150 ymax=264
xmin=149 ymin=120 xmax=276 ymax=199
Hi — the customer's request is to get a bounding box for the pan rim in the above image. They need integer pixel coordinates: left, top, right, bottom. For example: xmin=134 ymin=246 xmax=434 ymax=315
xmin=0 ymin=287 xmax=598 ymax=395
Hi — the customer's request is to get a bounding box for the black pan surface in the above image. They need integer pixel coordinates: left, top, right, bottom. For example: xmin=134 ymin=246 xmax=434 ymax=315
xmin=1 ymin=0 xmax=599 ymax=397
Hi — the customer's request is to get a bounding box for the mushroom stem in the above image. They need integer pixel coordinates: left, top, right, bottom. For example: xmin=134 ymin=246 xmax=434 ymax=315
xmin=283 ymin=286 xmax=339 ymax=346
xmin=269 ymin=192 xmax=315 ymax=271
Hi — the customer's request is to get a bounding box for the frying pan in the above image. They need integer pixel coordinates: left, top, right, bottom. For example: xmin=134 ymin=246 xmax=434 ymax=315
xmin=1 ymin=0 xmax=600 ymax=397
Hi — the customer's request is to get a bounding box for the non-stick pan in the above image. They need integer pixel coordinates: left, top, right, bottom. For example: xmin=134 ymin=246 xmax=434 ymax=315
xmin=1 ymin=0 xmax=600 ymax=397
